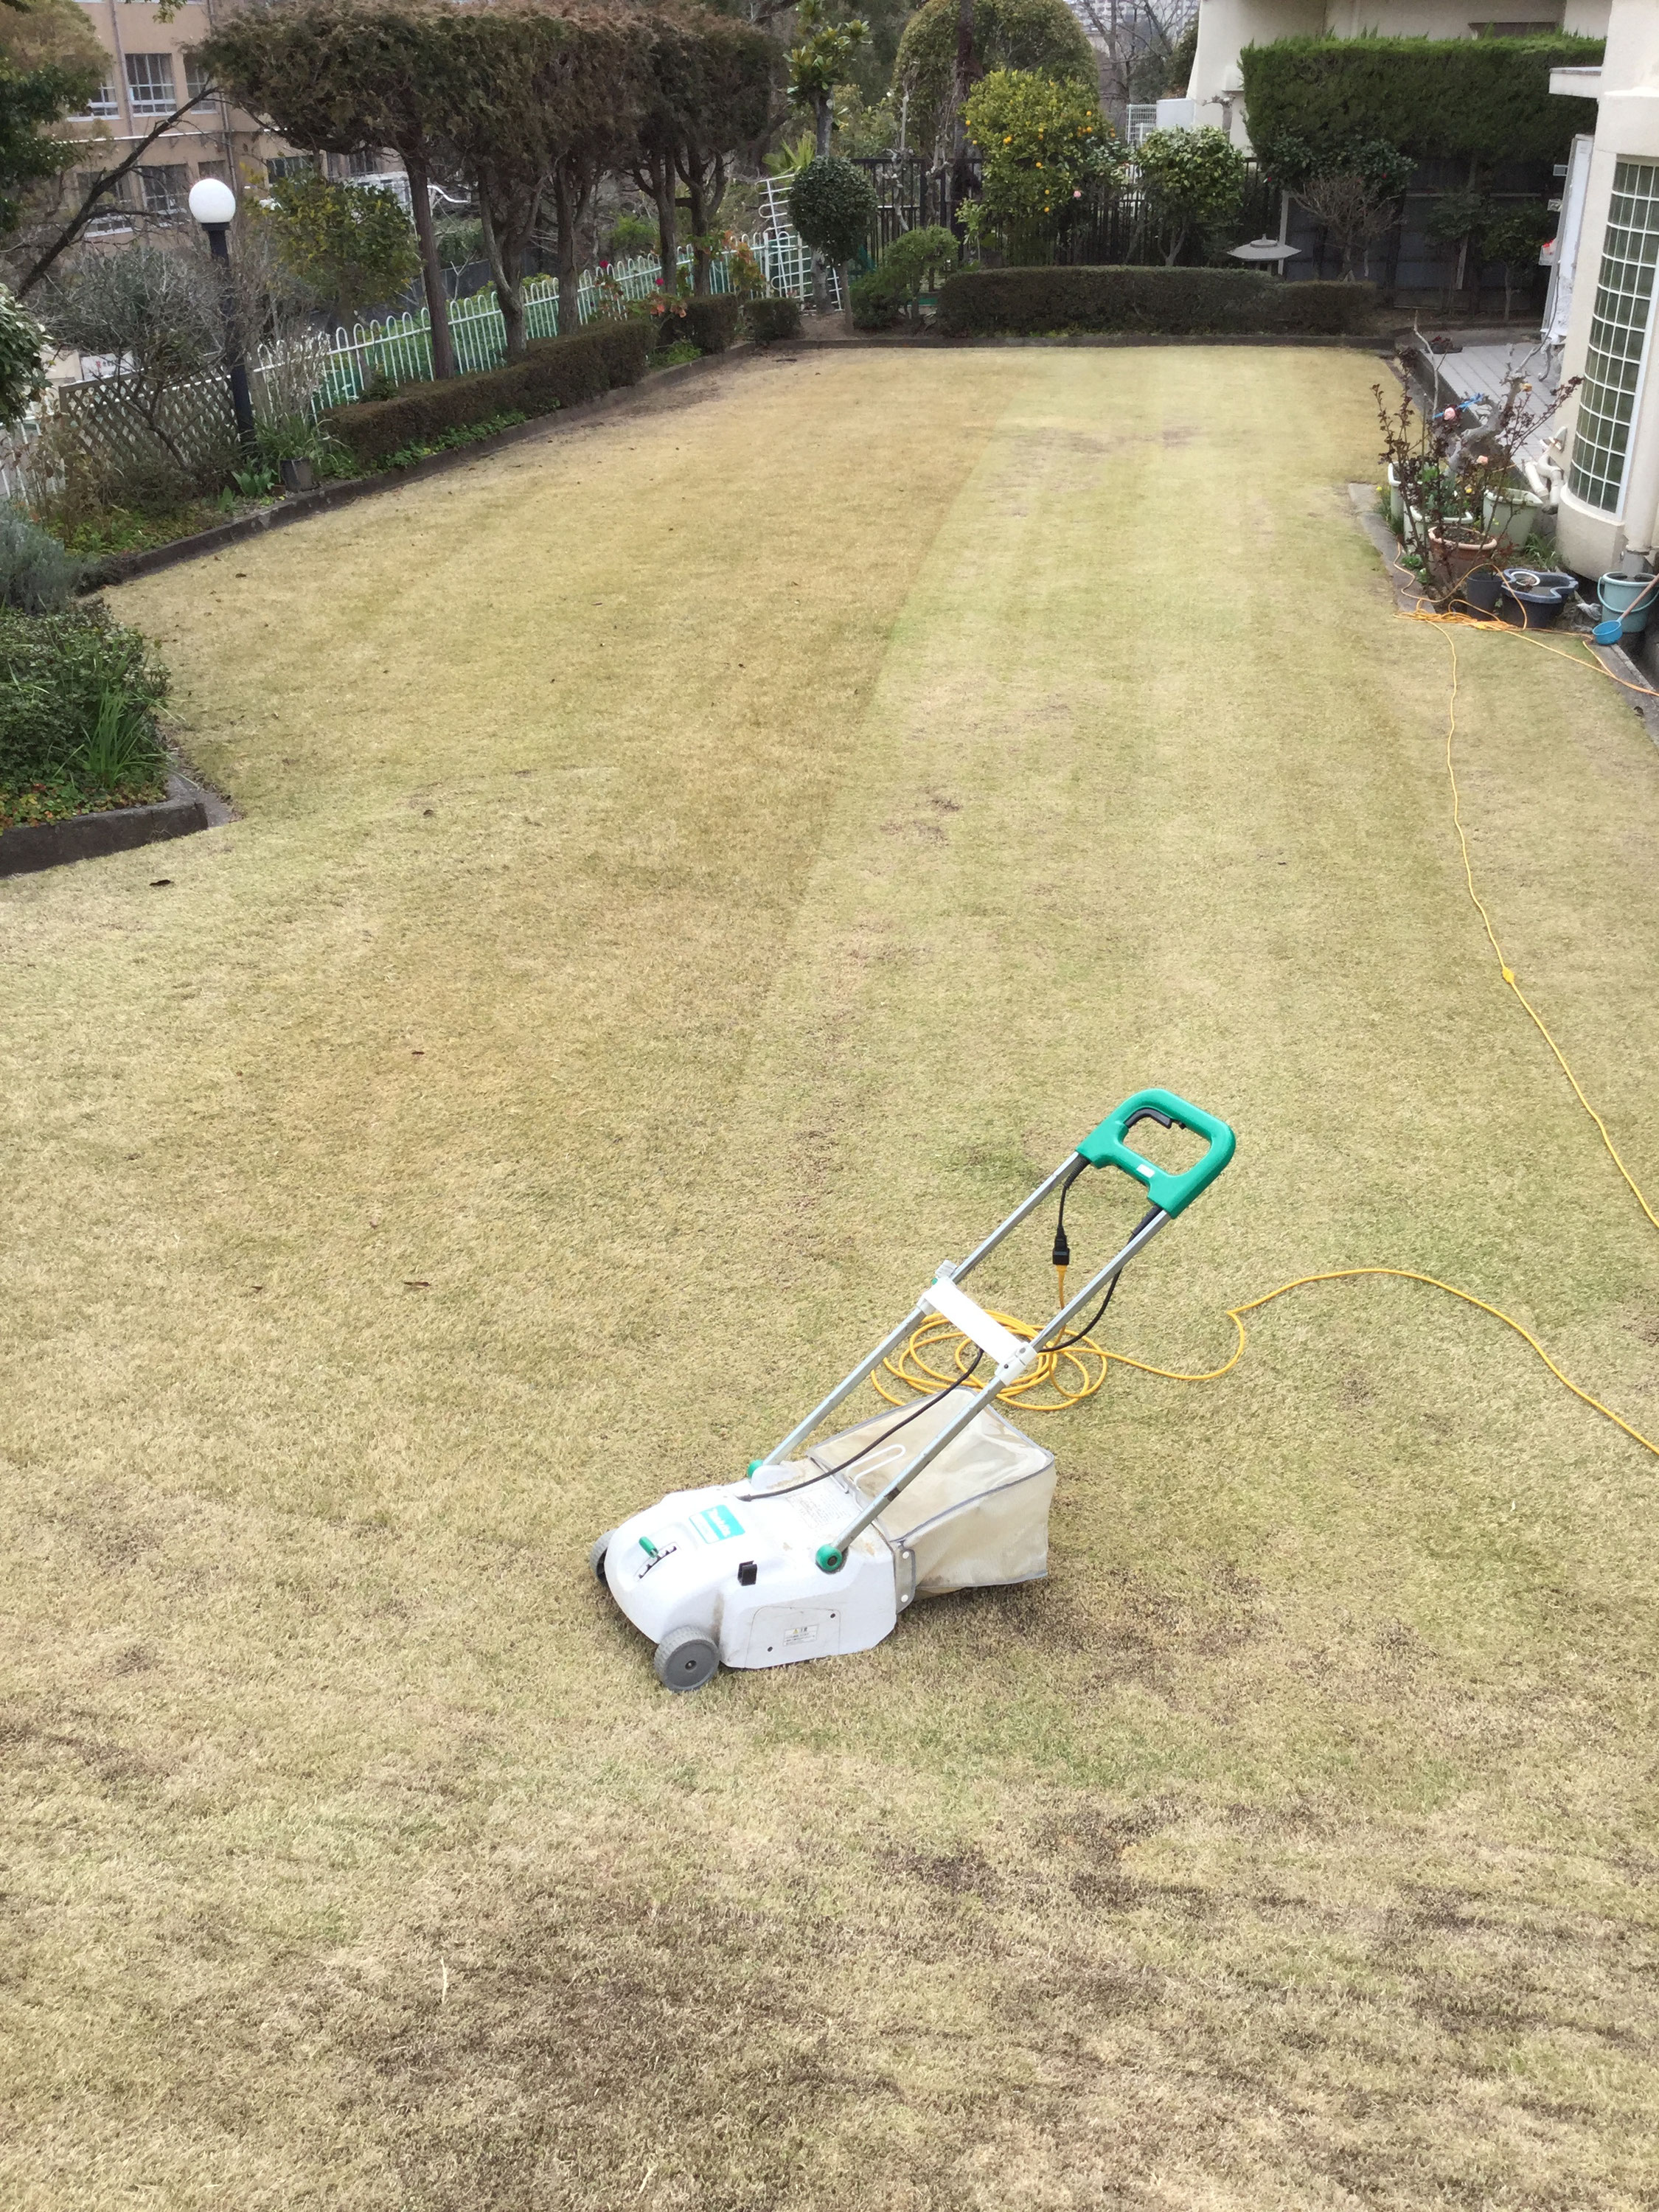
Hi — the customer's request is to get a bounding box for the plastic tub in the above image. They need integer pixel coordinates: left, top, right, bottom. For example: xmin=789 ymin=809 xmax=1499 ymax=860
xmin=1500 ymin=568 xmax=1576 ymax=629
xmin=1597 ymin=571 xmax=1659 ymax=637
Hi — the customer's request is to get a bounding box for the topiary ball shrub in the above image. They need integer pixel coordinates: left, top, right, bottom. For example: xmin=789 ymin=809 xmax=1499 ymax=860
xmin=849 ymin=271 xmax=903 ymax=330
xmin=745 ymin=296 xmax=802 ymax=343
xmin=788 ymin=158 xmax=879 ymax=268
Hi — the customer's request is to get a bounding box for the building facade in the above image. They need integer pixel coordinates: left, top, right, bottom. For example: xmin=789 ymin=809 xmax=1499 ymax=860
xmin=1548 ymin=0 xmax=1659 ymax=575
xmin=60 ymin=0 xmax=386 ymax=235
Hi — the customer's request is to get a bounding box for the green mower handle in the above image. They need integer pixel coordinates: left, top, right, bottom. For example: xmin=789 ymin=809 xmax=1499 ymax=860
xmin=1076 ymin=1088 xmax=1236 ymax=1217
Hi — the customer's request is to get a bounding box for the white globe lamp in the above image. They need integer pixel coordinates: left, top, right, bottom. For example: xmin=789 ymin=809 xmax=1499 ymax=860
xmin=188 ymin=176 xmax=237 ymax=230
xmin=189 ymin=176 xmax=255 ymax=445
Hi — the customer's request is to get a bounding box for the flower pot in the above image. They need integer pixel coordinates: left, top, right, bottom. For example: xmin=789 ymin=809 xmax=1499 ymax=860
xmin=279 ymin=456 xmax=317 ymax=494
xmin=1458 ymin=567 xmax=1504 ymax=615
xmin=1597 ymin=570 xmax=1658 ymax=637
xmin=1429 ymin=529 xmax=1501 ymax=591
xmin=1482 ymin=487 xmax=1543 ymax=550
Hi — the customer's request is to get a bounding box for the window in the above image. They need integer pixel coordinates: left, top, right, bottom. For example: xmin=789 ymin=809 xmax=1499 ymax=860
xmin=1568 ymin=161 xmax=1659 ymax=514
xmin=139 ymin=164 xmax=188 ymax=218
xmin=124 ymin=52 xmax=175 ymax=116
xmin=347 ymin=147 xmax=383 ymax=178
xmin=183 ymin=52 xmax=211 ymax=104
xmin=266 ymin=154 xmax=318 ymax=182
xmin=195 ymin=159 xmax=228 ymax=183
xmin=78 ymin=173 xmax=132 ymax=238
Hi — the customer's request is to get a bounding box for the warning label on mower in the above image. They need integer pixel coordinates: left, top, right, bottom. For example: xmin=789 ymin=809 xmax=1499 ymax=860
xmin=690 ymin=1504 xmax=744 ymax=1545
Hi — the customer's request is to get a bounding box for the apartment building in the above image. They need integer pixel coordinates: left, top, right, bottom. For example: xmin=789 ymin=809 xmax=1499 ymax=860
xmin=63 ymin=0 xmax=388 ymax=234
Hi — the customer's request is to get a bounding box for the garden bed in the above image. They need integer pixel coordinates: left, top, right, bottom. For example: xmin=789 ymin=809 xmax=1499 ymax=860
xmin=78 ymin=341 xmax=754 ymax=590
xmin=0 ymin=768 xmax=223 ymax=878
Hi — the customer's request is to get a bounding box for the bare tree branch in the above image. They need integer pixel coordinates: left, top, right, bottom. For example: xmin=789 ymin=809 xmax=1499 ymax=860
xmin=16 ymin=88 xmax=218 ymax=299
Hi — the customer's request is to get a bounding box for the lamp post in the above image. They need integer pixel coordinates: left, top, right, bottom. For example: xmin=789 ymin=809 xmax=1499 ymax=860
xmin=188 ymin=175 xmax=257 ymax=451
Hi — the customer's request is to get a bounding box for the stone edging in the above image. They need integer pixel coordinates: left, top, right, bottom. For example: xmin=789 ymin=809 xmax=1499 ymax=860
xmin=84 ymin=343 xmax=755 ymax=591
xmin=0 ymin=767 xmax=227 ymax=879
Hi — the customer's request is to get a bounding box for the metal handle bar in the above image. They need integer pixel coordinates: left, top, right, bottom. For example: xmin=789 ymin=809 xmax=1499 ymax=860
xmin=812 ymin=1208 xmax=1171 ymax=1572
xmin=751 ymin=1149 xmax=1085 ymax=1470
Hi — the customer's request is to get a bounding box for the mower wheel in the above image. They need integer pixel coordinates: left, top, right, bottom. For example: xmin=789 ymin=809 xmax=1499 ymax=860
xmin=654 ymin=1624 xmax=719 ymax=1693
xmin=589 ymin=1531 xmax=616 ymax=1586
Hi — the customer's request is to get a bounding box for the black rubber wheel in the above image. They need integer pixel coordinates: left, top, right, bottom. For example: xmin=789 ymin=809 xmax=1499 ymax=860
xmin=653 ymin=1624 xmax=720 ymax=1693
xmin=589 ymin=1530 xmax=616 ymax=1586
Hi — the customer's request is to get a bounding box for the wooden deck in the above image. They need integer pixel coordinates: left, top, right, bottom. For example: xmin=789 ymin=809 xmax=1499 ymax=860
xmin=1412 ymin=333 xmax=1565 ymax=462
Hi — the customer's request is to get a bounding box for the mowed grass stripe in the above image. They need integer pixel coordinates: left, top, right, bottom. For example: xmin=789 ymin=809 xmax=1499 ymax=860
xmin=3 ymin=349 xmax=1658 ymax=2208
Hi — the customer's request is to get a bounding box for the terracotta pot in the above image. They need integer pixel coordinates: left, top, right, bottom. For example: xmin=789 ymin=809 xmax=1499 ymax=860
xmin=1429 ymin=529 xmax=1501 ymax=590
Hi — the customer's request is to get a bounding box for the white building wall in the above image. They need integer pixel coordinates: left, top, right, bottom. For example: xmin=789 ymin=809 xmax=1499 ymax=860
xmin=1554 ymin=0 xmax=1659 ymax=574
xmin=1189 ymin=0 xmax=1322 ymax=146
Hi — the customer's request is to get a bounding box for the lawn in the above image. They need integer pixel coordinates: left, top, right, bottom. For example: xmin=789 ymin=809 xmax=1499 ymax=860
xmin=5 ymin=346 xmax=1659 ymax=2210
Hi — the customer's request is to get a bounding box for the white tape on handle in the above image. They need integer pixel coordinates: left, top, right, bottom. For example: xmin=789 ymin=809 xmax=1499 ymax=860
xmin=921 ymin=1273 xmax=1029 ymax=1370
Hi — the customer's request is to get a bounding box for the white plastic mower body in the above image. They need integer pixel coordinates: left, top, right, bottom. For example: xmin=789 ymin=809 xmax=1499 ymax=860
xmin=592 ymin=1088 xmax=1237 ymax=1691
xmin=597 ymin=1396 xmax=1058 ymax=1687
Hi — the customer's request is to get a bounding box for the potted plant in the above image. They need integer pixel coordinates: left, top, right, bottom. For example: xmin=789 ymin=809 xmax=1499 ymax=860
xmin=1374 ymin=350 xmax=1580 ymax=611
xmin=1482 ymin=474 xmax=1544 ymax=549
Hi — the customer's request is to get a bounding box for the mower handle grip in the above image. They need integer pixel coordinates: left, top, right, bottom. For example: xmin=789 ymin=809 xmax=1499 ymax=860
xmin=1075 ymin=1088 xmax=1236 ymax=1218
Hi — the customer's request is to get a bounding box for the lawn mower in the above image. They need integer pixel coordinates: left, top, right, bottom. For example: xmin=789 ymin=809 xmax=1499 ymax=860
xmin=590 ymin=1088 xmax=1236 ymax=1691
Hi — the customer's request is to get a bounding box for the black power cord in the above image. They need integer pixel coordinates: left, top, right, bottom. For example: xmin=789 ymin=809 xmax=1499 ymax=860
xmin=1048 ymin=1203 xmax=1160 ymax=1349
xmin=738 ymin=1347 xmax=986 ymax=1500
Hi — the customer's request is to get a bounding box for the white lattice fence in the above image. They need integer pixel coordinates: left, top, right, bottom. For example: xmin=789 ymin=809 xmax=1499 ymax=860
xmin=0 ymin=225 xmax=818 ymax=507
xmin=291 ymin=229 xmax=818 ymax=411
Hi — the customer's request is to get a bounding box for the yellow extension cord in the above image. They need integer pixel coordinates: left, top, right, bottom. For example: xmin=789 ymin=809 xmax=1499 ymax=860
xmin=878 ymin=618 xmax=1659 ymax=1464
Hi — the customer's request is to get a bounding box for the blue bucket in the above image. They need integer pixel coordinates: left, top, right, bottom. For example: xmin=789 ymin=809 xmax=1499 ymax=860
xmin=1597 ymin=571 xmax=1659 ymax=637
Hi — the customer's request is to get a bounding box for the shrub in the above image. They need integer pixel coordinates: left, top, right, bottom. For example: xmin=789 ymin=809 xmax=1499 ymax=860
xmin=894 ymin=0 xmax=1096 ymax=165
xmin=0 ymin=285 xmax=47 ymax=429
xmin=935 ymin=265 xmax=1376 ymax=336
xmin=254 ymin=173 xmax=420 ymax=321
xmin=1239 ymin=32 xmax=1601 ymax=167
xmin=745 ymin=296 xmax=801 ymax=342
xmin=850 ymin=271 xmax=902 ymax=330
xmin=0 ymin=604 xmax=170 ymax=826
xmin=852 ymin=228 xmax=957 ymax=327
xmin=674 ymin=296 xmax=741 ymax=353
xmin=964 ymin=72 xmax=1119 ymax=241
xmin=789 ymin=158 xmax=879 ymax=268
xmin=1132 ymin=127 xmax=1249 ymax=264
xmin=0 ymin=505 xmax=80 ymax=613
xmin=323 ymin=321 xmax=650 ymax=469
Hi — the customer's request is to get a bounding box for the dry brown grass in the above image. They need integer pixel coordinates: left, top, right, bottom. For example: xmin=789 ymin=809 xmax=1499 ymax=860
xmin=4 ymin=347 xmax=1659 ymax=2208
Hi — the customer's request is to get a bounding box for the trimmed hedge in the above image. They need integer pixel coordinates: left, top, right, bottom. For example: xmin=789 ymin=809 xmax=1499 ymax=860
xmin=936 ymin=266 xmax=1376 ymax=337
xmin=745 ymin=295 xmax=801 ymax=343
xmin=325 ymin=319 xmax=650 ymax=468
xmin=1240 ymin=32 xmax=1602 ymax=167
xmin=674 ymin=296 xmax=742 ymax=353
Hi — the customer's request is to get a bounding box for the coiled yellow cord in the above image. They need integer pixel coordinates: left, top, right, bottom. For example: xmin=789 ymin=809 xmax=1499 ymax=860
xmin=887 ymin=621 xmax=1659 ymax=1461
xmin=872 ymin=1306 xmax=1108 ymax=1411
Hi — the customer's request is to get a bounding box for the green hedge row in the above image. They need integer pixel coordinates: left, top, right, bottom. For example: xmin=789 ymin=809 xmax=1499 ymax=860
xmin=324 ymin=319 xmax=650 ymax=468
xmin=745 ymin=296 xmax=801 ymax=343
xmin=675 ymin=296 xmax=742 ymax=352
xmin=936 ymin=267 xmax=1377 ymax=338
xmin=1239 ymin=33 xmax=1601 ymax=167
